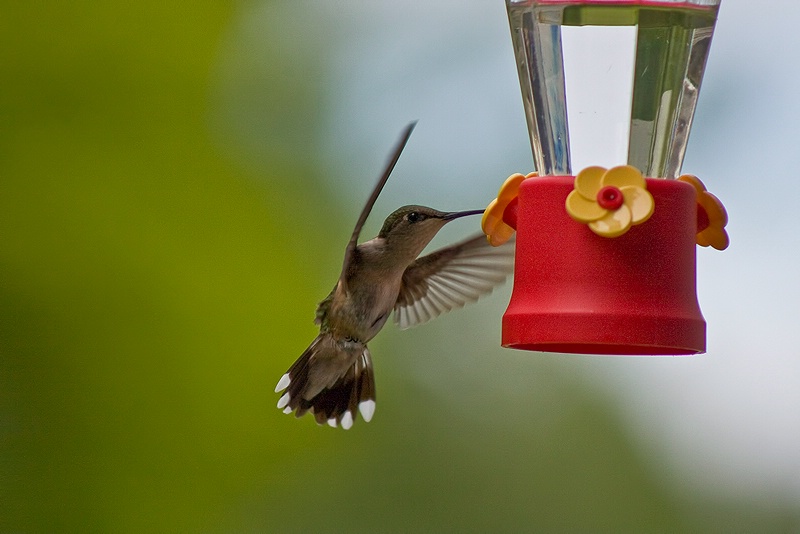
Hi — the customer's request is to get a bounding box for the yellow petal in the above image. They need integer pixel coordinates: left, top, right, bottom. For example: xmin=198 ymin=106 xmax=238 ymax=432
xmin=566 ymin=189 xmax=607 ymax=223
xmin=679 ymin=174 xmax=730 ymax=250
xmin=589 ymin=205 xmax=632 ymax=237
xmin=488 ymin=224 xmax=516 ymax=247
xmin=574 ymin=166 xmax=607 ymax=199
xmin=620 ymin=185 xmax=654 ymax=225
xmin=497 ymin=173 xmax=526 ymax=202
xmin=481 ymin=172 xmax=535 ymax=247
xmin=677 ymin=174 xmax=706 ymax=194
xmin=602 ymin=165 xmax=646 ymax=189
xmin=698 ymin=227 xmax=729 ymax=251
xmin=482 ymin=198 xmax=504 ymax=232
xmin=699 ymin=191 xmax=728 ymax=227
xmin=482 ymin=198 xmax=515 ymax=247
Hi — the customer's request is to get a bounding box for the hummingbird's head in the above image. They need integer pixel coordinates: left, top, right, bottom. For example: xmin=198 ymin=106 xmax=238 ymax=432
xmin=378 ymin=205 xmax=484 ymax=260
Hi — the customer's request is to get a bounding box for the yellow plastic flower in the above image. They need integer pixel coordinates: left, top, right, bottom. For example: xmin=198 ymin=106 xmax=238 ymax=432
xmin=482 ymin=172 xmax=536 ymax=246
xmin=677 ymin=174 xmax=729 ymax=250
xmin=565 ymin=165 xmax=654 ymax=237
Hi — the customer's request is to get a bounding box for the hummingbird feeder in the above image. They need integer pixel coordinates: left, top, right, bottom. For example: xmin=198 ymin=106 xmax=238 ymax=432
xmin=482 ymin=0 xmax=728 ymax=355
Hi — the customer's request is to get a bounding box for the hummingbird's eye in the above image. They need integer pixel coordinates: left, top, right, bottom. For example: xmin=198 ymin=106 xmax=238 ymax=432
xmin=406 ymin=211 xmax=422 ymax=223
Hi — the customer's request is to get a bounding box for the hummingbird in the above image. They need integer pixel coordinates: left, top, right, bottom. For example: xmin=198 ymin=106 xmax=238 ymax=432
xmin=274 ymin=123 xmax=514 ymax=429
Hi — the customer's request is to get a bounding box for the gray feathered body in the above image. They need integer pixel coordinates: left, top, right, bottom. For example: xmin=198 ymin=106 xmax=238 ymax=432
xmin=320 ymin=238 xmax=408 ymax=344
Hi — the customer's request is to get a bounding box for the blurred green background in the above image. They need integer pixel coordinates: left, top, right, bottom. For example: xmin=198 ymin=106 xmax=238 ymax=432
xmin=2 ymin=2 xmax=799 ymax=532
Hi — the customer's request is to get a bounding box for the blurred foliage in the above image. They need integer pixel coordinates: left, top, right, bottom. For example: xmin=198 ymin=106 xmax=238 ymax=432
xmin=1 ymin=2 xmax=798 ymax=533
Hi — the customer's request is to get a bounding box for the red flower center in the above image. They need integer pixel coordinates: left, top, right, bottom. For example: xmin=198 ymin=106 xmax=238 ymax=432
xmin=597 ymin=185 xmax=624 ymax=210
xmin=502 ymin=197 xmax=519 ymax=230
xmin=696 ymin=204 xmax=710 ymax=232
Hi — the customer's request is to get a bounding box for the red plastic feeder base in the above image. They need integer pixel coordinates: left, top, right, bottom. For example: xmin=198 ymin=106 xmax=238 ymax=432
xmin=503 ymin=176 xmax=705 ymax=355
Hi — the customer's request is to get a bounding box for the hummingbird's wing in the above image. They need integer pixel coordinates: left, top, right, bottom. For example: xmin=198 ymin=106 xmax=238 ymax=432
xmin=314 ymin=287 xmax=335 ymax=327
xmin=339 ymin=122 xmax=417 ymax=293
xmin=393 ymin=234 xmax=515 ymax=330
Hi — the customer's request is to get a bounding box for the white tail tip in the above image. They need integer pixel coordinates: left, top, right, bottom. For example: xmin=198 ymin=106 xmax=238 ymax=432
xmin=276 ymin=392 xmax=291 ymax=410
xmin=359 ymin=400 xmax=376 ymax=423
xmin=274 ymin=373 xmax=291 ymax=393
xmin=341 ymin=411 xmax=354 ymax=430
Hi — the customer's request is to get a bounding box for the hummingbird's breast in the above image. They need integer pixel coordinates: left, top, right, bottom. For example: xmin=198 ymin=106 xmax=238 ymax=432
xmin=327 ymin=250 xmax=405 ymax=343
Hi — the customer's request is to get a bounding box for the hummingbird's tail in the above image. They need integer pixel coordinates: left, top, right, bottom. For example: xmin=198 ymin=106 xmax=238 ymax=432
xmin=274 ymin=333 xmax=376 ymax=429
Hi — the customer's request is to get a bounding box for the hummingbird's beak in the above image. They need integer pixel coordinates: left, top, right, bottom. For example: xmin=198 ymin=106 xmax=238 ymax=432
xmin=442 ymin=209 xmax=485 ymax=221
